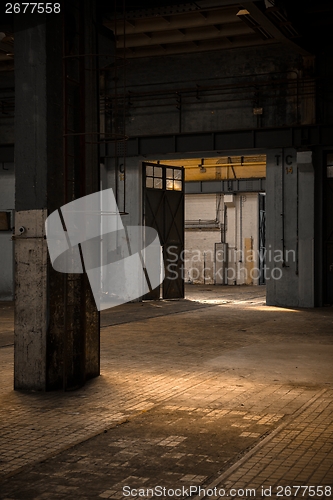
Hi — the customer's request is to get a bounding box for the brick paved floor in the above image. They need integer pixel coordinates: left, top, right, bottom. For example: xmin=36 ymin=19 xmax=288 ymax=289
xmin=193 ymin=389 xmax=333 ymax=499
xmin=0 ymin=286 xmax=332 ymax=499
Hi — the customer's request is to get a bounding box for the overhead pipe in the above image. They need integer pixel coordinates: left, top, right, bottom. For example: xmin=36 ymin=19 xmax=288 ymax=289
xmin=223 ymin=204 xmax=227 ymax=244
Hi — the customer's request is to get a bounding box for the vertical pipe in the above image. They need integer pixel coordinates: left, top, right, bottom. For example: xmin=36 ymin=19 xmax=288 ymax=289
xmin=223 ymin=204 xmax=227 ymax=244
xmin=113 ymin=0 xmax=118 ymax=204
xmin=79 ymin=2 xmax=86 ymax=200
xmin=296 ymin=165 xmax=299 ymax=275
xmin=122 ymin=0 xmax=126 ymax=213
xmin=281 ymin=149 xmax=286 ymax=267
xmin=234 ymin=201 xmax=237 ymax=285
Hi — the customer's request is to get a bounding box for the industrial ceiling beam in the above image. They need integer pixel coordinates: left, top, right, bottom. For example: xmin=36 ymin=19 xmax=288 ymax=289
xmin=116 ymin=35 xmax=277 ymax=58
xmin=116 ymin=23 xmax=253 ymax=48
xmin=244 ymin=2 xmax=311 ymax=56
xmin=107 ymin=8 xmax=241 ymax=35
xmin=195 ymin=0 xmax=252 ymax=6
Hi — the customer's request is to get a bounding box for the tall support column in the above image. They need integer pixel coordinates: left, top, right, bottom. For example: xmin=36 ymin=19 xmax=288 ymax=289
xmin=14 ymin=1 xmax=101 ymax=391
xmin=266 ymin=148 xmax=315 ymax=308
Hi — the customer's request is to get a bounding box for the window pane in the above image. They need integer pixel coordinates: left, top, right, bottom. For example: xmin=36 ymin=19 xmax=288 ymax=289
xmin=154 ymin=178 xmax=163 ymax=189
xmin=174 ymin=180 xmax=182 ymax=191
xmin=174 ymin=169 xmax=182 ymax=180
xmin=327 ymin=155 xmax=333 ymax=177
xmin=154 ymin=166 xmax=162 ymax=178
xmin=146 ymin=165 xmax=154 ymax=177
xmin=146 ymin=177 xmax=153 ymax=188
xmin=327 ymin=154 xmax=333 ymax=166
xmin=166 ymin=179 xmax=173 ymax=190
xmin=166 ymin=168 xmax=173 ymax=179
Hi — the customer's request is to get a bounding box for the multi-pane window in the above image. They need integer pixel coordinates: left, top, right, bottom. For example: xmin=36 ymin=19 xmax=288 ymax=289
xmin=145 ymin=164 xmax=183 ymax=191
xmin=166 ymin=168 xmax=182 ymax=191
xmin=327 ymin=154 xmax=333 ymax=178
xmin=146 ymin=165 xmax=163 ymax=189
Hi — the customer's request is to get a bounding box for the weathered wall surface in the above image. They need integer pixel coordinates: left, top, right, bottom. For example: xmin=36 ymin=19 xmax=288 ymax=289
xmin=266 ymin=149 xmax=314 ymax=308
xmin=14 ymin=209 xmax=48 ymax=390
xmin=185 ymin=229 xmax=220 ymax=284
xmin=14 ymin=2 xmax=102 ymax=391
xmin=184 ymin=192 xmax=260 ymax=285
xmin=115 ymin=45 xmax=313 ymax=137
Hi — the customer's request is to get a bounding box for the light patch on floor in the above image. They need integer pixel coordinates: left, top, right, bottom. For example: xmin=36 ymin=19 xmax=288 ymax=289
xmin=206 ymin=343 xmax=333 ymax=384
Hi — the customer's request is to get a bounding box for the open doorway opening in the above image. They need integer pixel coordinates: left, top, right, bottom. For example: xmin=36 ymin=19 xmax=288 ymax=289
xmin=148 ymin=154 xmax=266 ymax=299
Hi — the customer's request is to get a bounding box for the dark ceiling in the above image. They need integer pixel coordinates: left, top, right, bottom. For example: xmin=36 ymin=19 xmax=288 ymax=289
xmin=0 ymin=0 xmax=333 ymax=69
xmin=102 ymin=0 xmax=333 ymax=58
xmin=0 ymin=0 xmax=332 ymax=136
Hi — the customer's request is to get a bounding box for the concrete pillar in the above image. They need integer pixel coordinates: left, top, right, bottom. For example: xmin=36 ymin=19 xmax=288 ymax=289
xmin=14 ymin=1 xmax=101 ymax=390
xmin=297 ymin=151 xmax=315 ymax=308
xmin=266 ymin=148 xmax=315 ymax=308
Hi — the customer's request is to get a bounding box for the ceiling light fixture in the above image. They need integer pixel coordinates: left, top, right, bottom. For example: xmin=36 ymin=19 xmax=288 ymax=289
xmin=236 ymin=9 xmax=250 ymax=16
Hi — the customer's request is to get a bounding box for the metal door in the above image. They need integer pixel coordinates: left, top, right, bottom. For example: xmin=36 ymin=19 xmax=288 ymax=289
xmin=325 ymin=154 xmax=333 ymax=304
xmin=143 ymin=163 xmax=184 ymax=299
xmin=259 ymin=193 xmax=266 ymax=285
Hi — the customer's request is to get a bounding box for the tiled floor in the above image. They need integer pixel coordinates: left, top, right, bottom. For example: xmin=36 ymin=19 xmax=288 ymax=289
xmin=0 ymin=286 xmax=332 ymax=499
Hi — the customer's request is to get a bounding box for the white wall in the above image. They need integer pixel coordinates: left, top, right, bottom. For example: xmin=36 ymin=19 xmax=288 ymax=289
xmin=185 ymin=193 xmax=218 ymax=221
xmin=185 ymin=192 xmax=260 ymax=285
xmin=225 ymin=193 xmax=260 ymax=285
xmin=185 ymin=194 xmax=220 ymax=284
xmin=185 ymin=230 xmax=220 ymax=284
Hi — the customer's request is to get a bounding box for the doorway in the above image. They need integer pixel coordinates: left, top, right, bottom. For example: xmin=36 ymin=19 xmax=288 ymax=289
xmin=143 ymin=162 xmax=184 ymax=300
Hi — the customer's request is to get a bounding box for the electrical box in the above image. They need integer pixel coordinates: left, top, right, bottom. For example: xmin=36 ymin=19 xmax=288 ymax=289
xmin=224 ymin=194 xmax=235 ymax=207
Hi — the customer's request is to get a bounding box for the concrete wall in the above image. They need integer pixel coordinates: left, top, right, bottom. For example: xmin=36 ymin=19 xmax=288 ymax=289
xmin=185 ymin=193 xmax=217 ymax=221
xmin=185 ymin=194 xmax=219 ymax=284
xmin=103 ymin=158 xmax=142 ymax=227
xmin=0 ymin=161 xmax=14 ymax=299
xmin=185 ymin=230 xmax=220 ymax=284
xmin=117 ymin=45 xmax=312 ymax=137
xmin=224 ymin=193 xmax=260 ymax=286
xmin=184 ymin=192 xmax=260 ymax=285
xmin=266 ymin=149 xmax=314 ymax=308
xmin=101 ymin=158 xmax=142 ymax=296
